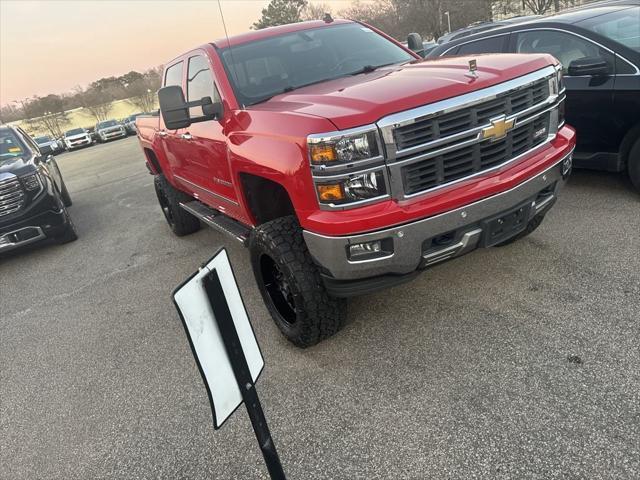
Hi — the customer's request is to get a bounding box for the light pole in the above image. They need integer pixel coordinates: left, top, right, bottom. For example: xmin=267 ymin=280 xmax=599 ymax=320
xmin=444 ymin=11 xmax=452 ymax=33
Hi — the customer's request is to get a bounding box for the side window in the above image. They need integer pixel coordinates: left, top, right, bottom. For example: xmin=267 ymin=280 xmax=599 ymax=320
xmin=515 ymin=30 xmax=614 ymax=75
xmin=186 ymin=55 xmax=221 ymax=117
xmin=456 ymin=35 xmax=508 ymax=55
xmin=164 ymin=61 xmax=184 ymax=87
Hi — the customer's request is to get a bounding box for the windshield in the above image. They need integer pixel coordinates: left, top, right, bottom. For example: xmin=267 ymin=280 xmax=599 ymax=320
xmin=0 ymin=129 xmax=25 ymax=160
xmin=34 ymin=136 xmax=51 ymax=143
xmin=97 ymin=120 xmax=118 ymax=128
xmin=576 ymin=6 xmax=640 ymax=52
xmin=65 ymin=128 xmax=85 ymax=137
xmin=220 ymin=23 xmax=414 ymax=106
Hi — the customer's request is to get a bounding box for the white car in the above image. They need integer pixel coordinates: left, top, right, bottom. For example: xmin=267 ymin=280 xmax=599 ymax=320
xmin=63 ymin=128 xmax=93 ymax=150
xmin=95 ymin=119 xmax=126 ymax=142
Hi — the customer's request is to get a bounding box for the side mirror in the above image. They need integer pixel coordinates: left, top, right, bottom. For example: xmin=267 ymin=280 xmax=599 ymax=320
xmin=567 ymin=56 xmax=609 ymax=77
xmin=407 ymin=33 xmax=425 ymax=57
xmin=158 ymin=85 xmax=223 ymax=130
xmin=38 ymin=144 xmax=53 ymax=156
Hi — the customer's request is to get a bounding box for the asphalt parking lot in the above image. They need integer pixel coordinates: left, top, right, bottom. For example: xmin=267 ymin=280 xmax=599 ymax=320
xmin=1 ymin=136 xmax=639 ymax=479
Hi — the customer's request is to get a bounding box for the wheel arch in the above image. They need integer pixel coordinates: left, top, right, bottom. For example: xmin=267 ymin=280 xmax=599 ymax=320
xmin=619 ymin=122 xmax=640 ymax=169
xmin=239 ymin=173 xmax=297 ymax=225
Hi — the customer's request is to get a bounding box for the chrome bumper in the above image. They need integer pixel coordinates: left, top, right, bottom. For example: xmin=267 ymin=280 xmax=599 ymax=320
xmin=0 ymin=226 xmax=46 ymax=252
xmin=304 ymin=152 xmax=572 ymax=281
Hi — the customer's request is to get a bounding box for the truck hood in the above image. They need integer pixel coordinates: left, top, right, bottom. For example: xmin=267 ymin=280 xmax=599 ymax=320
xmin=250 ymin=54 xmax=555 ymax=130
xmin=0 ymin=156 xmax=35 ymax=177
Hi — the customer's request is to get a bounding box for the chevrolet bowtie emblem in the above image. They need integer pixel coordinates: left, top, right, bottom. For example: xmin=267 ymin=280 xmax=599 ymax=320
xmin=482 ymin=115 xmax=515 ymax=141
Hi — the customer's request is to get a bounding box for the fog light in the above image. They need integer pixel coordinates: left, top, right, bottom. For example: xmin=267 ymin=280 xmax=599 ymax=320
xmin=562 ymin=154 xmax=572 ymax=177
xmin=347 ymin=238 xmax=393 ymax=261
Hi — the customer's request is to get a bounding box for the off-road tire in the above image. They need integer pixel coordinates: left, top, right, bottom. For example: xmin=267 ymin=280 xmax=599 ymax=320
xmin=56 ymin=208 xmax=78 ymax=244
xmin=154 ymin=175 xmax=200 ymax=236
xmin=249 ymin=215 xmax=346 ymax=348
xmin=494 ymin=213 xmax=545 ymax=247
xmin=60 ymin=179 xmax=72 ymax=207
xmin=628 ymin=137 xmax=640 ymax=192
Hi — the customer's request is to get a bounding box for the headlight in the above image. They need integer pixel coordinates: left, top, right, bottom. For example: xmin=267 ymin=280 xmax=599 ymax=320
xmin=315 ymin=170 xmax=387 ymax=205
xmin=308 ymin=125 xmax=389 ymax=208
xmin=21 ymin=172 xmax=42 ymax=192
xmin=553 ymin=64 xmax=564 ymax=94
xmin=308 ymin=127 xmax=381 ymax=166
xmin=557 ymin=68 xmax=564 ymax=92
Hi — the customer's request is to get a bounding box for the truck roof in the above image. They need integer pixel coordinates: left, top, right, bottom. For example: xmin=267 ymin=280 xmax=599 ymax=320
xmin=211 ymin=19 xmax=355 ymax=49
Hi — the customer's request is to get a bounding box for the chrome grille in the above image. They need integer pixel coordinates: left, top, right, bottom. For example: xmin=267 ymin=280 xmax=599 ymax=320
xmin=377 ymin=65 xmax=563 ymax=199
xmin=402 ymin=112 xmax=550 ymax=195
xmin=393 ymin=78 xmax=549 ymax=151
xmin=0 ymin=177 xmax=25 ymax=217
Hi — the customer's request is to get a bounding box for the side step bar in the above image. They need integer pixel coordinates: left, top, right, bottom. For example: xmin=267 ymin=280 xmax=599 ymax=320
xmin=180 ymin=201 xmax=252 ymax=246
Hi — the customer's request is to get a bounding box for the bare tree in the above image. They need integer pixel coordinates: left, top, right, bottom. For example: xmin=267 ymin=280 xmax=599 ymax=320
xmin=0 ymin=104 xmax=25 ymax=123
xmin=523 ymin=0 xmax=555 ymax=14
xmin=21 ymin=95 xmax=69 ymax=138
xmin=73 ymin=86 xmax=112 ymax=122
xmin=301 ymin=2 xmax=332 ymax=20
xmin=126 ymin=68 xmax=162 ymax=113
xmin=340 ymin=0 xmax=491 ymax=42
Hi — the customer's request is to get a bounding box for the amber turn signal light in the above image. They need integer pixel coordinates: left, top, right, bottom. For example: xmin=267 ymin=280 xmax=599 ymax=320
xmin=310 ymin=144 xmax=337 ymax=163
xmin=317 ymin=183 xmax=344 ymax=202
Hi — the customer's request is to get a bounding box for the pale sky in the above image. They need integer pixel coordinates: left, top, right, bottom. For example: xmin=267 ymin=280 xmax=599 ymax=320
xmin=0 ymin=0 xmax=364 ymax=106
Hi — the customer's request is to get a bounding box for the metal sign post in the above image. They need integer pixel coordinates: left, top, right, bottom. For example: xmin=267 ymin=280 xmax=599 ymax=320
xmin=173 ymin=248 xmax=286 ymax=480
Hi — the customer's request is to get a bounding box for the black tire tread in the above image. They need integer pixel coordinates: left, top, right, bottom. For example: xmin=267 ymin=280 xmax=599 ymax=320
xmin=60 ymin=179 xmax=72 ymax=207
xmin=154 ymin=175 xmax=200 ymax=236
xmin=250 ymin=216 xmax=346 ymax=348
xmin=56 ymin=210 xmax=78 ymax=244
xmin=628 ymin=137 xmax=640 ymax=191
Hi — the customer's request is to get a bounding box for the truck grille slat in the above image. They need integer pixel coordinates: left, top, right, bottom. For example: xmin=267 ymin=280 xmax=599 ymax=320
xmin=402 ymin=112 xmax=551 ymax=195
xmin=394 ymin=77 xmax=550 ymax=153
xmin=0 ymin=178 xmax=25 ymax=217
xmin=381 ymin=69 xmax=559 ymax=198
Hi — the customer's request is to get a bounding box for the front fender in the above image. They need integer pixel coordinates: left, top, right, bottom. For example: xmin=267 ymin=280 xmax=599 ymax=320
xmin=227 ymin=110 xmax=335 ymax=229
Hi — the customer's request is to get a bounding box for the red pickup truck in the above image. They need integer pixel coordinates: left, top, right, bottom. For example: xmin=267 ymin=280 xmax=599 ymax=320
xmin=136 ymin=19 xmax=575 ymax=347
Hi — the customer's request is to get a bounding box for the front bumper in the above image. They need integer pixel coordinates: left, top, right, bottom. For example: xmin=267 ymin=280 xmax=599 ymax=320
xmin=0 ymin=208 xmax=68 ymax=253
xmin=67 ymin=137 xmax=92 ymax=149
xmin=304 ymin=149 xmax=573 ymax=292
xmin=100 ymin=130 xmax=126 ymax=141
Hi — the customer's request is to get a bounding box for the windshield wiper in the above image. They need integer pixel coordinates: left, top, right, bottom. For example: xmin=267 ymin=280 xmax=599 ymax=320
xmin=248 ymin=63 xmax=398 ymax=106
xmin=349 ymin=62 xmax=397 ymax=76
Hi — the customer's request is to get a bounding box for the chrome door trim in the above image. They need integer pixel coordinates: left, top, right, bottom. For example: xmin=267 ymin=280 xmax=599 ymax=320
xmin=174 ymin=174 xmax=239 ymax=206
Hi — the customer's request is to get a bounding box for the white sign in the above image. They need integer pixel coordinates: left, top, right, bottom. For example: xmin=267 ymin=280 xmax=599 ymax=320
xmin=173 ymin=248 xmax=264 ymax=428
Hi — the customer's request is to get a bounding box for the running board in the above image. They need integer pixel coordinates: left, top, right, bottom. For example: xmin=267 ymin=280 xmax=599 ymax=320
xmin=180 ymin=201 xmax=251 ymax=246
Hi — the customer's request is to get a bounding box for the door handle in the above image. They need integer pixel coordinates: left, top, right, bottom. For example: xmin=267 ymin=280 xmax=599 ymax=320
xmin=157 ymin=130 xmax=167 ymax=137
xmin=181 ymin=133 xmax=193 ymax=141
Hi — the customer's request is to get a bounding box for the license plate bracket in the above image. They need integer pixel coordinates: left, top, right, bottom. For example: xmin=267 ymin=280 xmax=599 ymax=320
xmin=481 ymin=200 xmax=532 ymax=247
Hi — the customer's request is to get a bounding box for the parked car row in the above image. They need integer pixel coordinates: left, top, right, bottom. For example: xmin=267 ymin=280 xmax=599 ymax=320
xmin=28 ymin=114 xmax=147 ymax=155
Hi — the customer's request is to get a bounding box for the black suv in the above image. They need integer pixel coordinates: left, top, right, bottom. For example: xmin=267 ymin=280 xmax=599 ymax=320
xmin=427 ymin=0 xmax=640 ymax=190
xmin=0 ymin=125 xmax=77 ymax=253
